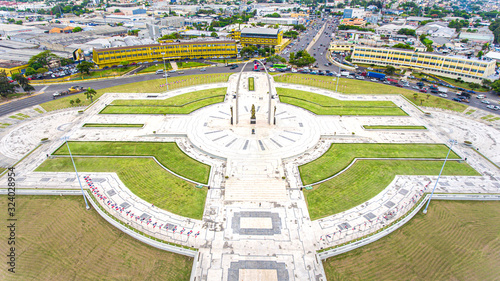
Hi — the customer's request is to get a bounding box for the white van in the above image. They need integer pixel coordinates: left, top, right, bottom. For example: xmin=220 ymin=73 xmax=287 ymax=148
xmin=156 ymin=69 xmax=164 ymax=74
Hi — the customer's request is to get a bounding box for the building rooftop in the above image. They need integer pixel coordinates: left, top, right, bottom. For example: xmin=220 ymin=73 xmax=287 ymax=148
xmin=94 ymin=39 xmax=236 ymax=52
xmin=240 ymin=28 xmax=280 ymax=36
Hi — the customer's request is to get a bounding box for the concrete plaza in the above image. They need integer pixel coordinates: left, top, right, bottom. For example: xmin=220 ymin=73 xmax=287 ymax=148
xmin=0 ymin=72 xmax=499 ymax=281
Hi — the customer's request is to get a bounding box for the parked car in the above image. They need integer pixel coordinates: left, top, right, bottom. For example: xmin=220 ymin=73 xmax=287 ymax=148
xmin=481 ymin=100 xmax=490 ymax=104
xmin=229 ymin=64 xmax=239 ymax=70
xmin=419 ymin=88 xmax=428 ymax=93
xmin=452 ymin=97 xmax=462 ymax=102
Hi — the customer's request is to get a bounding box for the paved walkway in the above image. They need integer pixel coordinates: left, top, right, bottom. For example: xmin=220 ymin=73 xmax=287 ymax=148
xmin=0 ymin=72 xmax=499 ymax=281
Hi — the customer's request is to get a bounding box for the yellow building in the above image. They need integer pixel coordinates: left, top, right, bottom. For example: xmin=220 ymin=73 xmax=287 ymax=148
xmin=240 ymin=28 xmax=283 ymax=48
xmin=0 ymin=60 xmax=28 ymax=78
xmin=92 ymin=40 xmax=238 ymax=68
xmin=351 ymin=46 xmax=496 ymax=83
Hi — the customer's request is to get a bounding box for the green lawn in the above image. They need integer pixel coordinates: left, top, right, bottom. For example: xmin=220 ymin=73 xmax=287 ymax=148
xmin=249 ymin=77 xmax=255 ymax=91
xmin=52 ymin=141 xmax=210 ymax=184
xmin=305 ymin=159 xmax=479 ymax=219
xmin=363 ymin=125 xmax=427 ymax=130
xmin=137 ymin=63 xmax=172 ymax=74
xmin=83 ymin=123 xmax=144 ymax=128
xmin=0 ymin=196 xmax=193 ymax=280
xmin=277 ymin=88 xmax=406 ymax=116
xmin=177 ymin=62 xmax=209 ymax=68
xmin=323 ymin=201 xmax=500 ymax=281
xmin=0 ymin=167 xmax=5 ymax=174
xmin=100 ymin=88 xmax=226 ymax=114
xmin=36 ymin=157 xmax=207 ymax=219
xmin=274 ymin=74 xmax=468 ymax=112
xmin=75 ymin=66 xmax=138 ymax=80
xmin=40 ymin=73 xmax=231 ymax=112
xmin=300 ymin=143 xmax=460 ymax=185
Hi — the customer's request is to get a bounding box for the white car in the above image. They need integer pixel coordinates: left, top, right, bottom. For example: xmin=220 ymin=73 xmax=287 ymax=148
xmin=438 ymin=94 xmax=448 ymax=98
xmin=370 ymin=78 xmax=377 ymax=82
xmin=291 ymin=68 xmax=297 ymax=73
xmin=199 ymin=68 xmax=206 ymax=72
xmin=481 ymin=100 xmax=490 ymax=104
xmin=476 ymin=95 xmax=485 ymax=99
xmin=269 ymin=68 xmax=276 ymax=72
xmin=412 ymin=86 xmax=419 ymax=90
xmin=486 ymin=105 xmax=495 ymax=109
xmin=162 ymin=74 xmax=170 ymax=77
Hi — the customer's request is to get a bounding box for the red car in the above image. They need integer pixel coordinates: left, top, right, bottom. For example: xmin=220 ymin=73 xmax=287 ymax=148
xmin=395 ymin=84 xmax=403 ymax=87
xmin=419 ymin=88 xmax=427 ymax=93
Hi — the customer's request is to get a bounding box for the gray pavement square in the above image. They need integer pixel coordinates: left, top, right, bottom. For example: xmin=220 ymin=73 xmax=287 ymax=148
xmin=107 ymin=189 xmax=116 ymax=196
xmin=464 ymin=182 xmax=475 ymax=186
xmin=364 ymin=212 xmax=376 ymax=221
xmin=384 ymin=201 xmax=395 ymax=208
xmin=399 ymin=189 xmax=409 ymax=195
xmin=16 ymin=178 xmax=25 ymax=182
xmin=232 ymin=211 xmax=281 ymax=235
xmin=93 ymin=178 xmax=106 ymax=183
xmin=227 ymin=260 xmax=289 ymax=281
xmin=258 ymin=140 xmax=266 ymax=151
xmin=40 ymin=178 xmax=50 ymax=182
xmin=439 ymin=182 xmax=450 ymax=186
xmin=338 ymin=222 xmax=351 ymax=231
xmin=270 ymin=138 xmax=282 ymax=148
xmin=65 ymin=178 xmax=75 ymax=182
xmin=120 ymin=202 xmax=131 ymax=209
xmin=140 ymin=213 xmax=151 ymax=220
xmin=243 ymin=140 xmax=249 ymax=150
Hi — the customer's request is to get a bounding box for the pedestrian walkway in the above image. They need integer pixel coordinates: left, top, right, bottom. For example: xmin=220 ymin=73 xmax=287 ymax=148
xmin=170 ymin=61 xmax=178 ymax=70
xmin=0 ymin=71 xmax=499 ymax=281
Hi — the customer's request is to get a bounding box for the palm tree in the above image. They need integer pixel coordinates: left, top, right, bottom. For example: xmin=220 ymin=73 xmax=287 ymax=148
xmin=426 ymin=93 xmax=430 ymax=99
xmin=85 ymin=88 xmax=97 ymax=103
xmin=413 ymin=93 xmax=418 ymax=101
xmin=420 ymin=99 xmax=425 ymax=105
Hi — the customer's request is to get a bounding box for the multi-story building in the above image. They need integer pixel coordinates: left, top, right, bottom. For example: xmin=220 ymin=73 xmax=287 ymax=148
xmin=351 ymin=46 xmax=496 ymax=83
xmin=239 ymin=28 xmax=283 ymax=47
xmin=343 ymin=8 xmax=365 ymax=19
xmin=92 ymin=40 xmax=238 ymax=68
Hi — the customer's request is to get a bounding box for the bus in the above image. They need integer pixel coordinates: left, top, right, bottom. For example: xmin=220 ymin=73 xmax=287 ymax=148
xmin=272 ymin=64 xmax=287 ymax=69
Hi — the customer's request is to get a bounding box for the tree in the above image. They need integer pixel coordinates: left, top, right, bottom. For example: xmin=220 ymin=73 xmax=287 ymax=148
xmin=85 ymin=88 xmax=97 ymax=103
xmin=73 ymin=26 xmax=83 ymax=33
xmin=385 ymin=66 xmax=396 ymax=75
xmin=69 ymin=100 xmax=75 ymax=106
xmin=468 ymin=82 xmax=480 ymax=90
xmin=13 ymin=74 xmax=34 ymax=93
xmin=25 ymin=67 xmax=37 ymax=76
xmin=0 ymin=70 xmax=19 ymax=97
xmin=289 ymin=50 xmax=315 ymax=67
xmin=490 ymin=79 xmax=500 ymax=93
xmin=397 ymin=28 xmax=416 ymax=36
xmin=210 ymin=32 xmax=218 ymax=37
xmin=37 ymin=67 xmax=48 ymax=74
xmin=28 ymin=50 xmax=58 ymax=70
xmin=477 ymin=51 xmax=483 ymax=58
xmin=413 ymin=93 xmax=418 ymax=101
xmin=75 ymin=98 xmax=81 ymax=105
xmin=426 ymin=93 xmax=430 ymax=99
xmin=420 ymin=99 xmax=425 ymax=105
xmin=114 ymin=9 xmax=121 ymax=13
xmin=77 ymin=61 xmax=94 ymax=75
xmin=120 ymin=61 xmax=130 ymax=67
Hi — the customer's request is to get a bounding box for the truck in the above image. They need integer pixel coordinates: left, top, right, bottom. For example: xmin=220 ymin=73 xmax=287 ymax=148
xmin=363 ymin=71 xmax=385 ymax=80
xmin=437 ymin=86 xmax=448 ymax=94
xmin=340 ymin=71 xmax=350 ymax=76
xmin=386 ymin=78 xmax=398 ymax=84
xmin=53 ymin=86 xmax=85 ymax=99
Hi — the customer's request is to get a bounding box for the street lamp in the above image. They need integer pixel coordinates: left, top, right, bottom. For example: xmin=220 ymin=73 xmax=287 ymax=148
xmin=422 ymin=139 xmax=457 ymax=214
xmin=335 ymin=73 xmax=341 ymax=93
xmin=61 ymin=136 xmax=90 ymax=210
xmin=161 ymin=53 xmax=169 ymax=91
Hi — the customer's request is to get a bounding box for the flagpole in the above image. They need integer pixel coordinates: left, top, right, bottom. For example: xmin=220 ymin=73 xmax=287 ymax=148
xmin=63 ymin=137 xmax=90 ymax=210
xmin=423 ymin=139 xmax=457 ymax=214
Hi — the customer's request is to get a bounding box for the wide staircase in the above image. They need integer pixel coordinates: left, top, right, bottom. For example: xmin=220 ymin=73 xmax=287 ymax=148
xmin=225 ymin=177 xmax=287 ymax=202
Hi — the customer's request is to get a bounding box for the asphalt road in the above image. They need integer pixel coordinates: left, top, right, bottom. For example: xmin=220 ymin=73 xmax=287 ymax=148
xmin=1 ymin=17 xmax=499 ymax=117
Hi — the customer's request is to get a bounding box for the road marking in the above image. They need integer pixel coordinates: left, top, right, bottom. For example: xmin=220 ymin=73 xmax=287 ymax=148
xmin=37 ymin=85 xmax=49 ymax=93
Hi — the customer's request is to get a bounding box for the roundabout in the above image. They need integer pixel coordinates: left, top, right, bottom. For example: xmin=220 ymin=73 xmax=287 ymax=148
xmin=0 ymin=71 xmax=499 ymax=280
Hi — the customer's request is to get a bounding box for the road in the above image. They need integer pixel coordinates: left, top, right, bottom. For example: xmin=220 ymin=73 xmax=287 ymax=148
xmin=1 ymin=17 xmax=499 ymax=117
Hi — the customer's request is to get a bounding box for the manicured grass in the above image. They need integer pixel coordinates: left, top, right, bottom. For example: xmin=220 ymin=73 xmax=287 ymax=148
xmin=305 ymin=159 xmax=479 ymax=219
xmin=177 ymin=62 xmax=209 ymax=68
xmin=465 ymin=109 xmax=476 ymax=115
xmin=323 ymin=201 xmax=500 ymax=281
xmin=249 ymin=77 xmax=255 ymax=91
xmin=51 ymin=141 xmax=210 ymax=184
xmin=137 ymin=63 xmax=172 ymax=74
xmin=36 ymin=157 xmax=207 ymax=219
xmin=275 ymin=74 xmax=468 ymax=112
xmin=277 ymin=88 xmax=406 ymax=116
xmin=363 ymin=125 xmax=427 ymax=130
xmin=0 ymin=167 xmax=5 ymax=174
xmin=481 ymin=114 xmax=495 ymax=120
xmin=300 ymin=143 xmax=461 ymax=185
xmin=34 ymin=108 xmax=44 ymax=114
xmin=75 ymin=66 xmax=138 ymax=80
xmin=83 ymin=123 xmax=144 ymax=128
xmin=100 ymin=88 xmax=226 ymax=114
xmin=0 ymin=196 xmax=193 ymax=280
xmin=210 ymin=59 xmax=240 ymax=63
xmin=40 ymin=73 xmax=231 ymax=112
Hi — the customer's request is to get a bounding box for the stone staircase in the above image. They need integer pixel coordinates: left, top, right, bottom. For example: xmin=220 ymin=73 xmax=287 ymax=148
xmin=225 ymin=177 xmax=288 ymax=202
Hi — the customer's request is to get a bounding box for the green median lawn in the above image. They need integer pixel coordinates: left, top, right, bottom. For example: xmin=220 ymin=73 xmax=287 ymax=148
xmin=305 ymin=159 xmax=479 ymax=220
xmin=323 ymin=201 xmax=500 ymax=280
xmin=277 ymin=88 xmax=406 ymax=116
xmin=100 ymin=87 xmax=226 ymax=114
xmin=40 ymin=73 xmax=231 ymax=112
xmin=137 ymin=63 xmax=172 ymax=74
xmin=363 ymin=125 xmax=427 ymax=130
xmin=249 ymin=77 xmax=255 ymax=91
xmin=83 ymin=123 xmax=144 ymax=128
xmin=274 ymin=74 xmax=468 ymax=112
xmin=300 ymin=143 xmax=460 ymax=185
xmin=36 ymin=157 xmax=207 ymax=219
xmin=52 ymin=141 xmax=210 ymax=184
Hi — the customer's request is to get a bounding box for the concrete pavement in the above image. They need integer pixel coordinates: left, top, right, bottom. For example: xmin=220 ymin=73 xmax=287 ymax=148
xmin=0 ymin=72 xmax=499 ymax=280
